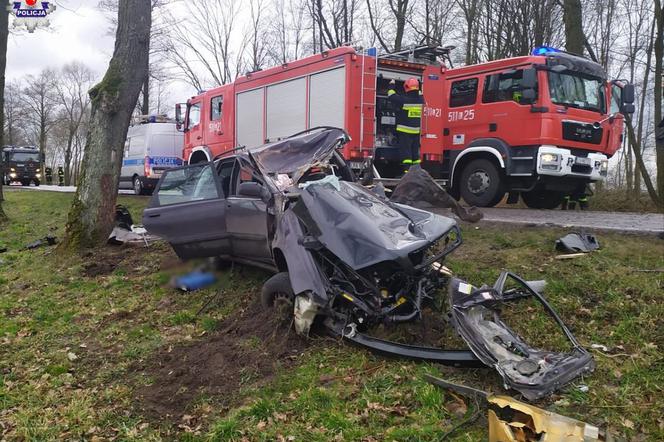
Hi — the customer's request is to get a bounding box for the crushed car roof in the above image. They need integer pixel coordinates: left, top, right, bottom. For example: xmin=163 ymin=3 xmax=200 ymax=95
xmin=249 ymin=127 xmax=348 ymax=175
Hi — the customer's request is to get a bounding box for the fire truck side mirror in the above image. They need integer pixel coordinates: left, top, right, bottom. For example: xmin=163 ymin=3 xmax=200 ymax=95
xmin=520 ymin=68 xmax=537 ymax=104
xmin=622 ymin=84 xmax=635 ymax=104
xmin=175 ymin=103 xmax=184 ymax=132
xmin=621 ymin=84 xmax=635 ymax=114
xmin=521 ymin=68 xmax=537 ymax=90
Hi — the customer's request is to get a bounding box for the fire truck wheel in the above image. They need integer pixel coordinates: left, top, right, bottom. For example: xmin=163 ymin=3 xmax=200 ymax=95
xmin=133 ymin=176 xmax=146 ymax=196
xmin=521 ymin=188 xmax=566 ymax=209
xmin=459 ymin=158 xmax=505 ymax=207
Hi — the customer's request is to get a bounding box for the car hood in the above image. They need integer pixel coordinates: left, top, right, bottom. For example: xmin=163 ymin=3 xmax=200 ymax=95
xmin=293 ymin=179 xmax=457 ymax=270
xmin=249 ymin=127 xmax=348 ymax=180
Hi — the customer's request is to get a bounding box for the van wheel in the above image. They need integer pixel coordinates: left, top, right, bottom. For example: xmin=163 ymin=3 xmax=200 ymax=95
xmin=459 ymin=159 xmax=505 ymax=207
xmin=522 ymin=188 xmax=566 ymax=209
xmin=261 ymin=272 xmax=294 ymax=321
xmin=133 ymin=176 xmax=145 ymax=195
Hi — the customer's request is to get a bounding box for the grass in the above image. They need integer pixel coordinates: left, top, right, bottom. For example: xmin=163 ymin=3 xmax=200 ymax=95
xmin=1 ymin=188 xmax=663 ymax=441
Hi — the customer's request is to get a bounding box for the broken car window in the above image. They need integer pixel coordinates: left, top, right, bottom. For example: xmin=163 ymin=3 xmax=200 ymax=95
xmin=155 ymin=163 xmax=220 ymax=206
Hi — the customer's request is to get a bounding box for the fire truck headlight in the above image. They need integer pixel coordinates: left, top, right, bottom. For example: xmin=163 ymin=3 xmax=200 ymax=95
xmin=9 ymin=172 xmax=17 ymax=178
xmin=599 ymin=160 xmax=608 ymax=175
xmin=540 ymin=153 xmax=561 ymax=170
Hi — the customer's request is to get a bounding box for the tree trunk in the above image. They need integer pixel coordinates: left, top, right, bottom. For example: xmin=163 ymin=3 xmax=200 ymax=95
xmin=563 ymin=0 xmax=584 ymax=55
xmin=63 ymin=0 xmax=151 ymax=249
xmin=654 ymin=0 xmax=664 ymax=204
xmin=141 ymin=74 xmax=149 ymax=114
xmin=0 ymin=4 xmax=8 ymax=221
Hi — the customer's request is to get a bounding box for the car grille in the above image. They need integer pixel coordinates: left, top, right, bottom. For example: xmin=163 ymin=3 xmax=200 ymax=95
xmin=562 ymin=121 xmax=602 ymax=145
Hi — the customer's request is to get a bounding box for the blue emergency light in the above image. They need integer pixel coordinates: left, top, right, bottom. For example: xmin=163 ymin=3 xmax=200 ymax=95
xmin=532 ymin=46 xmax=559 ymax=56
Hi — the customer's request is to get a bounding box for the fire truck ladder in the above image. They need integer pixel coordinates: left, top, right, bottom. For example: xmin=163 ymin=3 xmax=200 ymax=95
xmin=359 ymin=49 xmax=378 ymax=158
xmin=379 ymin=44 xmax=455 ymax=67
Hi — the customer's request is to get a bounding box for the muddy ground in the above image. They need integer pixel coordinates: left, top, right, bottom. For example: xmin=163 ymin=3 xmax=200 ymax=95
xmin=133 ymin=301 xmax=310 ymax=421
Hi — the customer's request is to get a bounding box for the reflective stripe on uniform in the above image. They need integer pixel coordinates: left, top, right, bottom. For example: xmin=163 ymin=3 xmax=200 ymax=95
xmin=402 ymin=103 xmax=423 ymax=118
xmin=412 ymin=159 xmax=421 ymax=164
xmin=402 ymin=159 xmax=413 ymax=164
xmin=387 ymin=89 xmax=396 ymax=96
xmin=396 ymin=124 xmax=420 ymax=134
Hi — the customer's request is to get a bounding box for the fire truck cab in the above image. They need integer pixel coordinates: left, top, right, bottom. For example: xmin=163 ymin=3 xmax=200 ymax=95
xmin=177 ymin=46 xmax=633 ymax=208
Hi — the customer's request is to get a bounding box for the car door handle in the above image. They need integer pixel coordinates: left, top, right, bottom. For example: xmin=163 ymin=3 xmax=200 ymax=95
xmin=147 ymin=213 xmax=161 ymax=218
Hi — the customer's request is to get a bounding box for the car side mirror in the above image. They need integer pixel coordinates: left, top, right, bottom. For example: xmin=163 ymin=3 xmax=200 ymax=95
xmin=238 ymin=181 xmax=264 ymax=198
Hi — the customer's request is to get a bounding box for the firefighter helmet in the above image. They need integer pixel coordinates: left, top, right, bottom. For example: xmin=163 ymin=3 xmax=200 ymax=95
xmin=404 ymin=77 xmax=419 ymax=92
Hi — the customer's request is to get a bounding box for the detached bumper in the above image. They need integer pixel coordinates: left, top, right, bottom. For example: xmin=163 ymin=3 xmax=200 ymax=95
xmin=536 ymin=145 xmax=608 ymax=181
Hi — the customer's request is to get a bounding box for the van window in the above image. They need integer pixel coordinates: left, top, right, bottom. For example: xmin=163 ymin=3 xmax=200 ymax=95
xmin=483 ymin=70 xmax=533 ymax=104
xmin=129 ymin=134 xmax=145 ymax=155
xmin=211 ymin=96 xmax=223 ymax=120
xmin=450 ymin=78 xmax=478 ymax=107
xmin=187 ymin=103 xmax=201 ymax=129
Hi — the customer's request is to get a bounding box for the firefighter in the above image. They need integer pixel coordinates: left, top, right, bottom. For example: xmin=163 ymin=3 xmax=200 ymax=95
xmin=45 ymin=167 xmax=53 ymax=185
xmin=57 ymin=166 xmax=64 ymax=186
xmin=388 ymin=77 xmax=423 ymax=173
xmin=562 ymin=186 xmax=589 ymax=210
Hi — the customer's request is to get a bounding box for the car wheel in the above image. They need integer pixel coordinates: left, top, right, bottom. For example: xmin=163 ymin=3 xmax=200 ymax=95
xmin=21 ymin=180 xmax=30 ymax=186
xmin=459 ymin=158 xmax=505 ymax=207
xmin=261 ymin=272 xmax=294 ymax=320
xmin=133 ymin=176 xmax=144 ymax=195
xmin=522 ymin=188 xmax=566 ymax=209
xmin=34 ymin=179 xmax=40 ymax=187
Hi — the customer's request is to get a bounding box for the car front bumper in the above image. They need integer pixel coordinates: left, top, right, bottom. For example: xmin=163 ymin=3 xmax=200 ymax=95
xmin=536 ymin=145 xmax=608 ymax=181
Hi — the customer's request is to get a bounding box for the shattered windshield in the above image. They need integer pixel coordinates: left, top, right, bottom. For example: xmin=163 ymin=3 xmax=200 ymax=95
xmin=8 ymin=152 xmax=40 ymax=162
xmin=548 ymin=72 xmax=605 ymax=113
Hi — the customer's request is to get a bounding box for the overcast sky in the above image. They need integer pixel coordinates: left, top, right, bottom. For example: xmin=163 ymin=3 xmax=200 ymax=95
xmin=6 ymin=0 xmax=195 ymax=115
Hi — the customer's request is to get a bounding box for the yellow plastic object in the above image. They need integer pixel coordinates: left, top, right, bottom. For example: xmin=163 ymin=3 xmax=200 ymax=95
xmin=488 ymin=395 xmax=603 ymax=442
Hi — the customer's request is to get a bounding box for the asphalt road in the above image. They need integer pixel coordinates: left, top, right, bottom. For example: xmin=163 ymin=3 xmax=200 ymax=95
xmin=8 ymin=184 xmax=664 ymax=235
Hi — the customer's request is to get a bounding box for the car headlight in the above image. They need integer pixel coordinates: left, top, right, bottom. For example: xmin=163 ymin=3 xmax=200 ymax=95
xmin=540 ymin=152 xmax=561 ymax=170
xmin=9 ymin=172 xmax=17 ymax=178
xmin=35 ymin=173 xmax=41 ymax=178
xmin=10 ymin=167 xmax=15 ymax=172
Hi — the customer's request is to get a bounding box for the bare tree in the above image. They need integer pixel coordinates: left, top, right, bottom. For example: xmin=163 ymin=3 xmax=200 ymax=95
xmin=163 ymin=0 xmax=244 ymax=88
xmin=22 ymin=69 xmax=57 ymax=170
xmin=54 ymin=62 xmax=94 ymax=185
xmin=63 ymin=0 xmax=151 ymax=249
xmin=4 ymin=80 xmax=28 ymax=145
xmin=271 ymin=0 xmax=308 ymax=63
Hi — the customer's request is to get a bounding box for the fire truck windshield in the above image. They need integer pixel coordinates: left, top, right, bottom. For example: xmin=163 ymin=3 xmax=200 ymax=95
xmin=547 ymin=71 xmax=605 ymax=113
xmin=8 ymin=152 xmax=40 ymax=162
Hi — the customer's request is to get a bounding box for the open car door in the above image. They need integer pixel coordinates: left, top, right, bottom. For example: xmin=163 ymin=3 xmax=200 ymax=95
xmin=142 ymin=162 xmax=230 ymax=260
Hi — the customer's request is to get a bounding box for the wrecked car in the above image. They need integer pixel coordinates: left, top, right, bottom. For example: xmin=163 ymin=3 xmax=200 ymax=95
xmin=143 ymin=127 xmax=594 ymax=398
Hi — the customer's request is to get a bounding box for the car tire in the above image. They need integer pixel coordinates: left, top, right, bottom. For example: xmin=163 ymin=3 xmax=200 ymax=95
xmin=522 ymin=188 xmax=566 ymax=209
xmin=459 ymin=158 xmax=505 ymax=207
xmin=21 ymin=180 xmax=30 ymax=186
xmin=261 ymin=272 xmax=294 ymax=310
xmin=34 ymin=179 xmax=40 ymax=187
xmin=133 ymin=176 xmax=145 ymax=195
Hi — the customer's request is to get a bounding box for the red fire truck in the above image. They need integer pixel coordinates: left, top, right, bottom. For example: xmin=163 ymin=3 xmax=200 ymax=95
xmin=176 ymin=45 xmax=634 ymax=208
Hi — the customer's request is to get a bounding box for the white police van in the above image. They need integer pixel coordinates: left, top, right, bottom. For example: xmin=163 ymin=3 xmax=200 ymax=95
xmin=119 ymin=115 xmax=184 ymax=195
